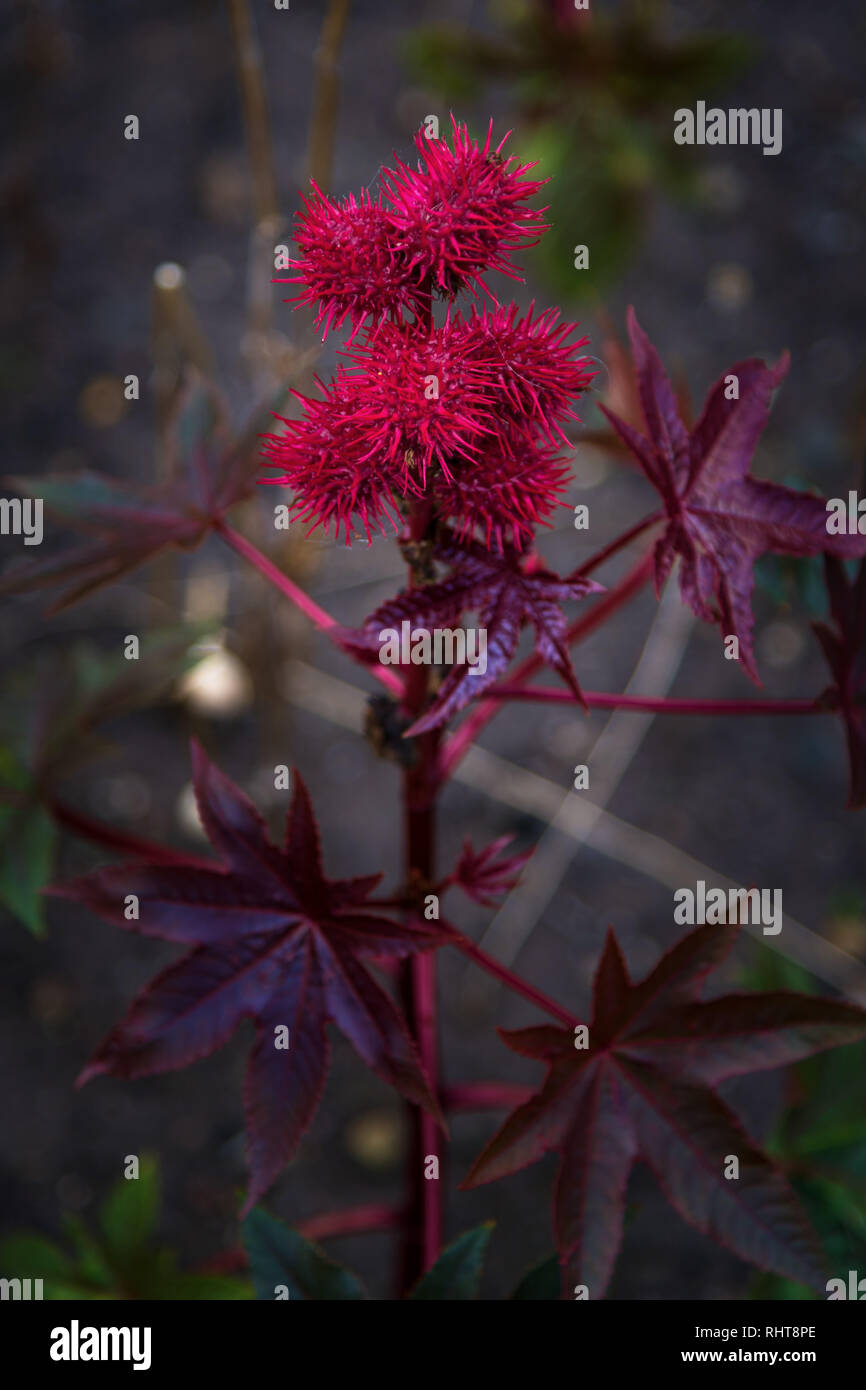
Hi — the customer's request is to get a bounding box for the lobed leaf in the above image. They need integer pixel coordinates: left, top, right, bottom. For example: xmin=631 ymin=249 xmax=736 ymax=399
xmin=463 ymin=921 xmax=866 ymax=1297
xmin=51 ymin=741 xmax=449 ymax=1211
xmin=242 ymin=1208 xmax=366 ymax=1301
xmin=407 ymin=1222 xmax=494 ymax=1300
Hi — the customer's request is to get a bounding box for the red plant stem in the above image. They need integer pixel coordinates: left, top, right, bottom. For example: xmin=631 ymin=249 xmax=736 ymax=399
xmin=398 ymin=775 xmax=441 ymax=1291
xmin=442 ymin=1082 xmax=535 ymax=1112
xmin=445 ymin=921 xmax=577 ymax=1027
xmin=564 ymin=549 xmax=655 ymax=647
xmin=482 ymin=688 xmax=826 ymax=716
xmin=214 ymin=518 xmax=403 ymax=696
xmin=397 ymin=325 xmax=444 ymax=1291
xmin=572 ymin=511 xmax=662 ymax=578
xmin=298 ymin=1204 xmax=402 ymax=1241
xmin=435 ymin=550 xmax=654 ymax=785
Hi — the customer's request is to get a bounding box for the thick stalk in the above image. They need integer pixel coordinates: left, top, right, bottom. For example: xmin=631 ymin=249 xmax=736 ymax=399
xmin=399 ymin=744 xmax=441 ymax=1289
xmin=394 ymin=280 xmax=444 ymax=1293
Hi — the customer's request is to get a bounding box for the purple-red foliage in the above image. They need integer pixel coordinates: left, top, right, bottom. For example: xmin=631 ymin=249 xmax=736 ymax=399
xmin=23 ymin=114 xmax=866 ymax=1302
xmin=463 ymin=921 xmax=866 ymax=1297
xmin=341 ymin=531 xmax=603 ymax=732
xmin=451 ymin=836 xmax=532 ymax=907
xmin=601 ymin=309 xmax=866 ymax=681
xmin=49 ymin=742 xmax=450 ymax=1213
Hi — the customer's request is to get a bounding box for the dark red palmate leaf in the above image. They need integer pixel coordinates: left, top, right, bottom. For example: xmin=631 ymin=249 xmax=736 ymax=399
xmin=48 ymin=741 xmax=449 ymax=1212
xmin=452 ymin=836 xmax=531 ymax=907
xmin=600 ymin=310 xmax=866 ymax=680
xmin=0 ymin=373 xmax=259 ymax=611
xmin=462 ymin=921 xmax=866 ymax=1298
xmin=342 ymin=532 xmax=602 ymax=734
xmin=813 ymin=555 xmax=866 ymax=808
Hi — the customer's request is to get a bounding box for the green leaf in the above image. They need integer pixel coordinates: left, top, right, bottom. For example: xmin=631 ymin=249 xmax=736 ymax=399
xmin=402 ymin=27 xmax=506 ymax=102
xmin=0 ymin=761 xmax=55 ymax=933
xmin=59 ymin=1214 xmax=114 ymax=1291
xmin=0 ymin=1227 xmax=121 ymax=1299
xmin=407 ymin=1222 xmax=494 ymax=1300
xmin=738 ymin=941 xmax=816 ymax=996
xmin=99 ymin=1155 xmax=160 ymax=1261
xmin=1 ymin=1157 xmax=254 ymax=1299
xmin=510 ymin=1253 xmax=561 ymax=1300
xmin=0 ymin=1233 xmax=76 ymax=1284
xmin=515 ymin=120 xmax=645 ymax=300
xmin=242 ymin=1208 xmax=367 ymax=1301
xmin=805 ymin=1175 xmax=866 ymax=1242
xmin=750 ymin=1270 xmax=815 ymax=1300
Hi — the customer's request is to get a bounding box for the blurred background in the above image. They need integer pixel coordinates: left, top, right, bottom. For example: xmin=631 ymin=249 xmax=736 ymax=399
xmin=2 ymin=0 xmax=866 ymax=1299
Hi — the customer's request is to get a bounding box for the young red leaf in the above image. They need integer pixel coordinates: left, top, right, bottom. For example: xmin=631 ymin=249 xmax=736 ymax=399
xmin=813 ymin=555 xmax=866 ymax=807
xmin=600 ymin=309 xmax=866 ymax=681
xmin=343 ymin=533 xmax=602 ymax=734
xmin=462 ymin=921 xmax=866 ymax=1298
xmin=48 ymin=741 xmax=449 ymax=1213
xmin=452 ymin=835 xmax=531 ymax=907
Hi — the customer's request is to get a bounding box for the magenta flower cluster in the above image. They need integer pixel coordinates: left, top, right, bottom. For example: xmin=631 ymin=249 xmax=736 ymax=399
xmin=262 ymin=118 xmax=596 ymax=550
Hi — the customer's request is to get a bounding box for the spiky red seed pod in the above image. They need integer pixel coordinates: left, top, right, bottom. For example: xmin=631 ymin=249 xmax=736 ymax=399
xmin=260 ymin=376 xmax=410 ymax=545
xmin=382 ymin=117 xmax=548 ymax=295
xmin=281 ymin=184 xmax=429 ymax=343
xmin=341 ymin=319 xmax=498 ymax=488
xmin=451 ymin=303 xmax=598 ymax=446
xmin=261 ymin=300 xmax=592 ymax=547
xmin=433 ymin=436 xmax=573 ymax=553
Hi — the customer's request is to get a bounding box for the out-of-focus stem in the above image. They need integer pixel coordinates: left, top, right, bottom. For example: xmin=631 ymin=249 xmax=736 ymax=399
xmin=227 ymin=0 xmax=280 ymax=223
xmin=307 ymin=0 xmax=352 ymax=191
xmin=227 ymin=0 xmax=290 ymax=390
xmin=151 ymin=264 xmax=216 ymax=436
